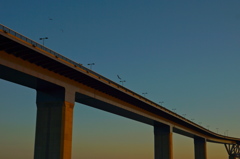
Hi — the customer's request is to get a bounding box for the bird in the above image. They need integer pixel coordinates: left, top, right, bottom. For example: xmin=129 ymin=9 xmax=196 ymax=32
xmin=117 ymin=75 xmax=121 ymax=80
xmin=48 ymin=17 xmax=53 ymax=20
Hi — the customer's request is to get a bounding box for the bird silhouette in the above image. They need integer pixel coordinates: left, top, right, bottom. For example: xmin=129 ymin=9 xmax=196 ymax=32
xmin=117 ymin=75 xmax=121 ymax=80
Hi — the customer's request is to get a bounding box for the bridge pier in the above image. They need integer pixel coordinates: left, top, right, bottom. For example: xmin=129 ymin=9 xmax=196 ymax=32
xmin=225 ymin=144 xmax=240 ymax=159
xmin=34 ymin=89 xmax=75 ymax=159
xmin=228 ymin=155 xmax=236 ymax=159
xmin=154 ymin=124 xmax=173 ymax=159
xmin=194 ymin=137 xmax=207 ymax=159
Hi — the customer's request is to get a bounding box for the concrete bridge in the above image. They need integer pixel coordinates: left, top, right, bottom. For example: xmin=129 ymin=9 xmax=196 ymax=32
xmin=0 ymin=24 xmax=239 ymax=159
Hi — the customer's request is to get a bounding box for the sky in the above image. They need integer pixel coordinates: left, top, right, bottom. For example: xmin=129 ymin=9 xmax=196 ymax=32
xmin=0 ymin=0 xmax=240 ymax=158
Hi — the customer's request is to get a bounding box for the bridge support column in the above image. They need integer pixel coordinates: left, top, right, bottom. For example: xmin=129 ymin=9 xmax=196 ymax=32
xmin=225 ymin=144 xmax=240 ymax=159
xmin=34 ymin=89 xmax=75 ymax=159
xmin=154 ymin=124 xmax=173 ymax=159
xmin=228 ymin=155 xmax=236 ymax=159
xmin=194 ymin=137 xmax=207 ymax=159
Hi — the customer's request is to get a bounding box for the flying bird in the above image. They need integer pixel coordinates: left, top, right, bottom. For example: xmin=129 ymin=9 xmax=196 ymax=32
xmin=117 ymin=75 xmax=121 ymax=80
xmin=48 ymin=17 xmax=53 ymax=20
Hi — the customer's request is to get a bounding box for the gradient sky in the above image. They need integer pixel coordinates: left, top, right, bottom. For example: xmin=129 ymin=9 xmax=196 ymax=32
xmin=1 ymin=1 xmax=240 ymax=159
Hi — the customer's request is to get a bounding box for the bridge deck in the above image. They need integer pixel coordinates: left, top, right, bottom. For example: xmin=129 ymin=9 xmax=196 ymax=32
xmin=0 ymin=24 xmax=239 ymax=144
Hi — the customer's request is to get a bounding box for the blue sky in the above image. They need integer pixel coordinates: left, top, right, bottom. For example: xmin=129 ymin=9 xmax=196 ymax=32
xmin=1 ymin=1 xmax=240 ymax=158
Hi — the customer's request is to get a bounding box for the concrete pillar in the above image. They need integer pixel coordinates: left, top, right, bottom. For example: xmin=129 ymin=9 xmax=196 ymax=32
xmin=34 ymin=89 xmax=75 ymax=159
xmin=228 ymin=155 xmax=236 ymax=159
xmin=154 ymin=124 xmax=173 ymax=159
xmin=194 ymin=137 xmax=207 ymax=159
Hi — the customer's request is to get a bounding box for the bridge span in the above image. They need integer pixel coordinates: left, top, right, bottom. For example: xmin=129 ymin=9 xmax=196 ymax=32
xmin=0 ymin=24 xmax=239 ymax=159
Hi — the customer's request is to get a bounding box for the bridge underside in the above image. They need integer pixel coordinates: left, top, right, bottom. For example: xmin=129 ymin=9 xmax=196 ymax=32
xmin=0 ymin=64 xmax=62 ymax=91
xmin=0 ymin=61 xmax=219 ymax=144
xmin=0 ymin=29 xmax=237 ymax=144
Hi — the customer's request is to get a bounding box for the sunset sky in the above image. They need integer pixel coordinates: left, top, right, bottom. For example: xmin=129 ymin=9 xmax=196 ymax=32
xmin=1 ymin=1 xmax=240 ymax=159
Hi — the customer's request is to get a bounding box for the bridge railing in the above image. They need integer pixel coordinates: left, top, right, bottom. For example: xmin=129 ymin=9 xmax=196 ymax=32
xmin=0 ymin=25 xmax=85 ymax=70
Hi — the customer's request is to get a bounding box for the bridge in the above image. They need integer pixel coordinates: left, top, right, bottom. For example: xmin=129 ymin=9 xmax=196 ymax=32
xmin=0 ymin=24 xmax=239 ymax=159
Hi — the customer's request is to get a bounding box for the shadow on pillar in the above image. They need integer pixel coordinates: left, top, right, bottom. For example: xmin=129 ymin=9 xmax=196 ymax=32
xmin=194 ymin=136 xmax=207 ymax=159
xmin=154 ymin=123 xmax=173 ymax=159
xmin=34 ymin=88 xmax=75 ymax=159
